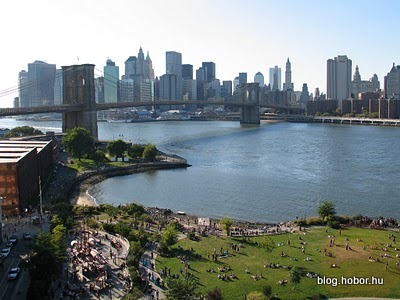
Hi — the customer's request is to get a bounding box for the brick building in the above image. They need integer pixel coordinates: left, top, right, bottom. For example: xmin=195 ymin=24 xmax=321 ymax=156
xmin=0 ymin=141 xmax=53 ymax=216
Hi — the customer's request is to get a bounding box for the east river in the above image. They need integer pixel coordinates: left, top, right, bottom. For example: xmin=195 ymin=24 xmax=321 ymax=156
xmin=2 ymin=118 xmax=400 ymax=223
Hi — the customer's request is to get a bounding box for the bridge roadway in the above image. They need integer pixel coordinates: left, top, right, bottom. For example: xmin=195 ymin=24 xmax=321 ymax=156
xmin=0 ymin=99 xmax=301 ymax=117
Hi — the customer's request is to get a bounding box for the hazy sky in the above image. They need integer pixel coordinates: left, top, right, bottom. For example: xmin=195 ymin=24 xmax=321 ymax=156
xmin=0 ymin=0 xmax=399 ymax=107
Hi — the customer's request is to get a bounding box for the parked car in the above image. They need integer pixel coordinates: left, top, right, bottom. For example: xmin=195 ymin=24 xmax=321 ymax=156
xmin=0 ymin=248 xmax=11 ymax=258
xmin=7 ymin=267 xmax=20 ymax=280
xmin=5 ymin=241 xmax=13 ymax=248
xmin=23 ymin=233 xmax=32 ymax=240
xmin=9 ymin=235 xmax=18 ymax=245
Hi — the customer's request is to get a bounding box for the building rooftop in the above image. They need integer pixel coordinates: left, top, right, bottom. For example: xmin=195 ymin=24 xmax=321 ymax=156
xmin=0 ymin=141 xmax=51 ymax=161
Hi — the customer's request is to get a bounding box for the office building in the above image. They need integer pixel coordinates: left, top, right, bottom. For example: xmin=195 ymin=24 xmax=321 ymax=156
xmin=125 ymin=56 xmax=137 ymax=79
xmin=202 ymin=62 xmax=216 ymax=83
xmin=254 ymin=72 xmax=264 ymax=87
xmin=327 ymin=55 xmax=352 ymax=102
xmin=18 ymin=70 xmax=29 ymax=107
xmin=299 ymin=83 xmax=310 ymax=105
xmin=233 ymin=77 xmax=240 ymax=92
xmin=166 ymin=51 xmax=182 ymax=100
xmin=351 ymin=65 xmax=380 ymax=99
xmin=95 ymin=77 xmax=105 ymax=103
xmin=160 ymin=73 xmax=180 ymax=109
xmin=104 ymin=59 xmax=119 ymax=103
xmin=182 ymin=64 xmax=193 ymax=80
xmin=239 ymin=73 xmax=247 ymax=85
xmin=54 ymin=69 xmax=63 ymax=106
xmin=21 ymin=61 xmax=56 ymax=107
xmin=221 ymin=81 xmax=232 ymax=98
xmin=269 ymin=66 xmax=281 ymax=91
xmin=119 ymin=78 xmax=134 ymax=102
xmin=283 ymin=58 xmax=293 ymax=91
xmin=384 ymin=63 xmax=400 ymax=99
xmin=196 ymin=67 xmax=206 ymax=100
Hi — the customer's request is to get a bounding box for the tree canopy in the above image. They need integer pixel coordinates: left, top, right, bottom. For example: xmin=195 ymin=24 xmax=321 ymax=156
xmin=220 ymin=216 xmax=233 ymax=236
xmin=62 ymin=127 xmax=95 ymax=160
xmin=142 ymin=143 xmax=158 ymax=161
xmin=4 ymin=125 xmax=43 ymax=137
xmin=128 ymin=143 xmax=145 ymax=159
xmin=166 ymin=277 xmax=198 ymax=300
xmin=317 ymin=201 xmax=336 ymax=220
xmin=26 ymin=228 xmax=67 ymax=299
xmin=107 ymin=139 xmax=128 ymax=158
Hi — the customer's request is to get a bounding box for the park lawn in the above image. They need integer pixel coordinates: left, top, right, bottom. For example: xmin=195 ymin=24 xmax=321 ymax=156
xmin=156 ymin=226 xmax=400 ymax=300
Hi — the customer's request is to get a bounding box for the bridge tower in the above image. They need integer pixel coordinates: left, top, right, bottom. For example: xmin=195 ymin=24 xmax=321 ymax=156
xmin=61 ymin=64 xmax=98 ymax=139
xmin=238 ymin=83 xmax=260 ymax=124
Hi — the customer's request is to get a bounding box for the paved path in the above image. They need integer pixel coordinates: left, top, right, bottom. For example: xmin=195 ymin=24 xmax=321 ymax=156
xmin=138 ymin=242 xmax=166 ymax=300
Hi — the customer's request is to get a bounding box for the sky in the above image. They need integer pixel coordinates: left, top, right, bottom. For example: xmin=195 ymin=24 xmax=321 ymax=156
xmin=0 ymin=0 xmax=400 ymax=107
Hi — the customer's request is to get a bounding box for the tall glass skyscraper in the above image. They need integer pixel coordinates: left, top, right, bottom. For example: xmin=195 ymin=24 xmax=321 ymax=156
xmin=104 ymin=59 xmax=119 ymax=103
xmin=165 ymin=51 xmax=182 ymax=100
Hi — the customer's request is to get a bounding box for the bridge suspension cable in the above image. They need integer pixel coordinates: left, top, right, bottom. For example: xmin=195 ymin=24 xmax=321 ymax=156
xmin=0 ymin=65 xmax=85 ymax=98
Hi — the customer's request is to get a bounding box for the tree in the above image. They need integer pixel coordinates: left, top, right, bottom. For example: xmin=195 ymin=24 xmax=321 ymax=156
xmin=62 ymin=127 xmax=95 ymax=160
xmin=262 ymin=285 xmax=272 ymax=298
xmin=220 ymin=217 xmax=233 ymax=236
xmin=128 ymin=143 xmax=145 ymax=159
xmin=107 ymin=139 xmax=128 ymax=158
xmin=247 ymin=291 xmax=267 ymax=300
xmin=317 ymin=201 xmax=336 ymax=220
xmin=26 ymin=230 xmax=67 ymax=299
xmin=4 ymin=125 xmax=43 ymax=137
xmin=259 ymin=235 xmax=275 ymax=253
xmin=206 ymin=287 xmax=223 ymax=300
xmin=289 ymin=267 xmax=302 ymax=285
xmin=162 ymin=223 xmax=178 ymax=248
xmin=142 ymin=143 xmax=157 ymax=161
xmin=166 ymin=277 xmax=198 ymax=300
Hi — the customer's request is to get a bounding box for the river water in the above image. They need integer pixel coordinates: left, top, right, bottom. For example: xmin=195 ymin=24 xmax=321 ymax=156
xmin=2 ymin=118 xmax=399 ymax=223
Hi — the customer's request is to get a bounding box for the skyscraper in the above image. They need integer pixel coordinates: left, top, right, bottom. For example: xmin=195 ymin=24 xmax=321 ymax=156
xmin=384 ymin=63 xmax=400 ymax=99
xmin=53 ymin=69 xmax=63 ymax=106
xmin=269 ymin=66 xmax=281 ymax=91
xmin=239 ymin=72 xmax=247 ymax=85
xmin=18 ymin=70 xmax=29 ymax=107
xmin=202 ymin=62 xmax=216 ymax=83
xmin=351 ymin=65 xmax=380 ymax=99
xmin=24 ymin=60 xmax=56 ymax=107
xmin=125 ymin=56 xmax=137 ymax=78
xmin=283 ymin=58 xmax=293 ymax=91
xmin=104 ymin=59 xmax=119 ymax=103
xmin=144 ymin=51 xmax=155 ymax=80
xmin=182 ymin=64 xmax=193 ymax=80
xmin=327 ymin=55 xmax=352 ymax=102
xmin=299 ymin=83 xmax=310 ymax=104
xmin=166 ymin=51 xmax=182 ymax=75
xmin=254 ymin=72 xmax=264 ymax=87
xmin=166 ymin=51 xmax=182 ymax=100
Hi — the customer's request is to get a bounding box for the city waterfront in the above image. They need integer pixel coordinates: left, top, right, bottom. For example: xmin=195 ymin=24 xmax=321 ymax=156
xmin=1 ymin=118 xmax=400 ymax=223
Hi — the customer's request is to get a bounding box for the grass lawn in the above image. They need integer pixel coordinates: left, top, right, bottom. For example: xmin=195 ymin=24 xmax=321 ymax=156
xmin=156 ymin=226 xmax=400 ymax=299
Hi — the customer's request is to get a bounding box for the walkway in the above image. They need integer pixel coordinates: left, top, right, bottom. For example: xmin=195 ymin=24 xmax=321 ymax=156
xmin=138 ymin=242 xmax=166 ymax=300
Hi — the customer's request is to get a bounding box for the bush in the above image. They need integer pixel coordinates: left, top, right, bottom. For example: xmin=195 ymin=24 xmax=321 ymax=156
xmin=327 ymin=220 xmax=341 ymax=229
xmin=91 ymin=149 xmax=108 ymax=162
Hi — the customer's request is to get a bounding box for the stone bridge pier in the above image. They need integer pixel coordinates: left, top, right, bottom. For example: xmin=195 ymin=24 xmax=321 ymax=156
xmin=238 ymin=83 xmax=260 ymax=124
xmin=62 ymin=64 xmax=98 ymax=139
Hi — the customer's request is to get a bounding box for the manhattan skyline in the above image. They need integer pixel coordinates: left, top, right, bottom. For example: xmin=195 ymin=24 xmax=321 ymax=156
xmin=1 ymin=0 xmax=399 ymax=107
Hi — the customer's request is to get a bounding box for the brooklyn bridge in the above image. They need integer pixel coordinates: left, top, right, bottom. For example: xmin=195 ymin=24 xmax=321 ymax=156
xmin=0 ymin=64 xmax=304 ymax=139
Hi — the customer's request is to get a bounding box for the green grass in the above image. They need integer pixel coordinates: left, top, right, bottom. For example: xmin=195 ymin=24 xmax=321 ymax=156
xmin=156 ymin=227 xmax=400 ymax=299
xmin=67 ymin=158 xmax=133 ymax=172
